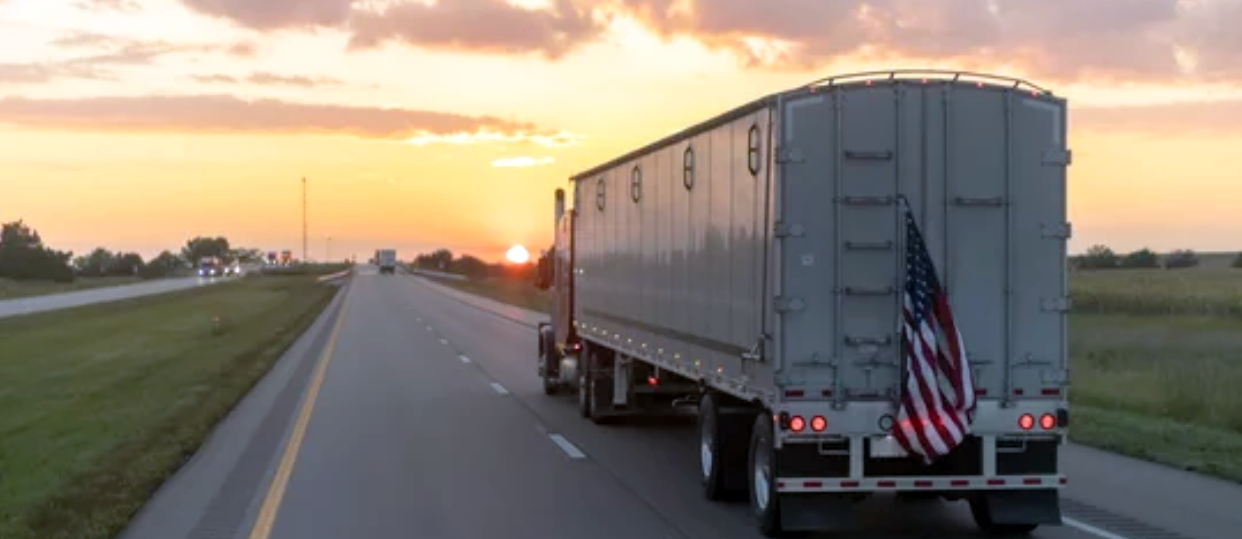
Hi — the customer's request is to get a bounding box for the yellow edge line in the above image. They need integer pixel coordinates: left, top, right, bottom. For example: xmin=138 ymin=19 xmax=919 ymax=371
xmin=247 ymin=286 xmax=352 ymax=539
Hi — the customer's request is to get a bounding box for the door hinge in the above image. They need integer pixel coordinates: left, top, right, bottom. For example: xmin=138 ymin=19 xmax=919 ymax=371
xmin=774 ymin=221 xmax=806 ymax=238
xmin=774 ymin=296 xmax=806 ymax=313
xmin=776 ymin=145 xmax=805 ymax=164
xmin=1043 ymin=148 xmax=1072 ymax=166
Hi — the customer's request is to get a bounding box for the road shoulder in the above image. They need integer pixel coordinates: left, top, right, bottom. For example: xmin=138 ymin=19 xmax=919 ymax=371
xmin=118 ymin=282 xmax=350 ymax=539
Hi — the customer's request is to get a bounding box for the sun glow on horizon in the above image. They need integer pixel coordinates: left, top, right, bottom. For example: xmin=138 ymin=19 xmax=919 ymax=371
xmin=506 ymin=244 xmax=530 ymax=264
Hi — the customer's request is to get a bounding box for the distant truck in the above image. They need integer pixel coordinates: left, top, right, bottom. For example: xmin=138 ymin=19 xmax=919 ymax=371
xmin=534 ymin=70 xmax=1071 ymax=536
xmin=376 ymin=249 xmax=397 ymax=274
xmin=197 ymin=256 xmax=225 ymax=277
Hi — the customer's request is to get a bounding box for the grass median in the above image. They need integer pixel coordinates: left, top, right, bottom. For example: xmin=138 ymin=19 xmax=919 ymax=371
xmin=419 ymin=270 xmax=1242 ymax=484
xmin=0 ymin=274 xmax=341 ymax=539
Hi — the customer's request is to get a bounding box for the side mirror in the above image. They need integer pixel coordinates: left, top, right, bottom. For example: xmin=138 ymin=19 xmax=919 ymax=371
xmin=534 ymin=249 xmax=554 ymax=290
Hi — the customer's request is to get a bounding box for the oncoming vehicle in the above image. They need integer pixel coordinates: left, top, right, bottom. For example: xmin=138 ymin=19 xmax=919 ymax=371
xmin=198 ymin=256 xmax=225 ymax=277
xmin=534 ymin=69 xmax=1072 ymax=536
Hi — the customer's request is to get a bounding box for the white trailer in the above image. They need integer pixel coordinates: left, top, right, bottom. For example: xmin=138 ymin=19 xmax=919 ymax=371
xmin=377 ymin=249 xmax=398 ymax=274
xmin=535 ymin=69 xmax=1072 ymax=536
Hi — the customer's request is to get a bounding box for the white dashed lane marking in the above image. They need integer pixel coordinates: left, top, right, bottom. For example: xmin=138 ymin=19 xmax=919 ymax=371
xmin=548 ymin=434 xmax=586 ymax=460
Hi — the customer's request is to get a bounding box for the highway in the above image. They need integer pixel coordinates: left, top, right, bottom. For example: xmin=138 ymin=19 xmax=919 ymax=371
xmin=120 ymin=269 xmax=1242 ymax=539
xmin=0 ymin=276 xmax=227 ymax=319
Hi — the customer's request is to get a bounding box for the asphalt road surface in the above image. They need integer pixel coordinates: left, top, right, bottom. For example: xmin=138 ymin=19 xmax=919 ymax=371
xmin=0 ymin=276 xmax=226 ymax=319
xmin=121 ymin=269 xmax=1242 ymax=539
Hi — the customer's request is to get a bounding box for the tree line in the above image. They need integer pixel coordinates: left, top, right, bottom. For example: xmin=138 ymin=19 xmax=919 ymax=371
xmin=411 ymin=248 xmax=536 ymax=282
xmin=0 ymin=219 xmax=265 ymax=283
xmin=1072 ymin=245 xmax=1242 ymax=270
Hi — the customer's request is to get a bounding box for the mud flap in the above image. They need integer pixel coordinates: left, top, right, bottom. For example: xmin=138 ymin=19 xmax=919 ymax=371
xmin=779 ymin=494 xmax=856 ymax=533
xmin=981 ymin=490 xmax=1062 ymax=525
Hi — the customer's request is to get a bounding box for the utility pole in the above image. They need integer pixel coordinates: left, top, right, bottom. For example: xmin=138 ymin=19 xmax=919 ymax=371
xmin=327 ymin=236 xmax=332 ymax=262
xmin=301 ymin=177 xmax=308 ymax=263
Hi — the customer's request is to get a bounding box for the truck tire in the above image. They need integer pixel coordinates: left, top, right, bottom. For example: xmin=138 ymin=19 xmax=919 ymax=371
xmin=969 ymin=497 xmax=1039 ymax=536
xmin=748 ymin=412 xmax=787 ymax=537
xmin=538 ymin=326 xmax=558 ymax=396
xmin=578 ymin=348 xmax=613 ymax=424
xmin=699 ymin=393 xmax=747 ymax=501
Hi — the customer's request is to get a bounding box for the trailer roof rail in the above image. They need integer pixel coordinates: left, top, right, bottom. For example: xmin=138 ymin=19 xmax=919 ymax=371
xmin=800 ymin=69 xmax=1053 ymax=95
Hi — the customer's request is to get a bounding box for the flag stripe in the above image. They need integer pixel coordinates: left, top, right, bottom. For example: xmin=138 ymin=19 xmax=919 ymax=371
xmin=892 ymin=201 xmax=977 ymax=463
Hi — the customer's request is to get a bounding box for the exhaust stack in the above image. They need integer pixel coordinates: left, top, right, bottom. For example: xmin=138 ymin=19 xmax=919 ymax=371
xmin=554 ymin=188 xmax=565 ymax=224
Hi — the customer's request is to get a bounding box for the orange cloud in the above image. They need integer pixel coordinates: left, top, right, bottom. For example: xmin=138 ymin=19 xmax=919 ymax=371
xmin=189 ymin=71 xmax=346 ymax=87
xmin=0 ymin=94 xmax=547 ymax=139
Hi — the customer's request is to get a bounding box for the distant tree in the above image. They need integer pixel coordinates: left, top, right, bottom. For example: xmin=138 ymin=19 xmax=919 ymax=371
xmin=137 ymin=250 xmax=183 ymax=279
xmin=0 ymin=220 xmax=75 ymax=282
xmin=1164 ymin=249 xmax=1200 ymax=269
xmin=75 ymin=247 xmax=116 ymax=277
xmin=454 ymin=254 xmax=491 ymax=280
xmin=1078 ymin=244 xmax=1120 ymax=270
xmin=113 ymin=252 xmax=145 ymax=275
xmin=1232 ymin=252 xmax=1242 ymax=269
xmin=181 ymin=236 xmax=231 ymax=264
xmin=1120 ymin=248 xmax=1160 ymax=269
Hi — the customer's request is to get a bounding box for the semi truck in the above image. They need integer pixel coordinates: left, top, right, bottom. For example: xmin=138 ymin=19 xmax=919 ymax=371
xmin=376 ymin=249 xmax=398 ymax=274
xmin=533 ymin=69 xmax=1071 ymax=536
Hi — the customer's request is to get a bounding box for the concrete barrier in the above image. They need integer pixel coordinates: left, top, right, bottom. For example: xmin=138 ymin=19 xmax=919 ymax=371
xmin=315 ymin=269 xmax=353 ymax=283
xmin=406 ymin=268 xmax=467 ymax=281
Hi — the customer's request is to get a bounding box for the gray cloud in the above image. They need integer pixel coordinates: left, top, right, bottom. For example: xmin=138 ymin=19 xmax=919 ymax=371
xmin=161 ymin=0 xmax=1242 ymax=83
xmin=178 ymin=0 xmax=354 ymax=29
xmin=0 ymin=94 xmax=541 ymax=139
xmin=348 ymin=0 xmax=601 ymax=58
xmin=74 ymin=0 xmax=143 ymax=12
xmin=0 ymin=31 xmax=261 ymax=85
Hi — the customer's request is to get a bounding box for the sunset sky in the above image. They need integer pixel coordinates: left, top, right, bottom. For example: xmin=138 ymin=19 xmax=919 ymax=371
xmin=3 ymin=0 xmax=1241 ymax=262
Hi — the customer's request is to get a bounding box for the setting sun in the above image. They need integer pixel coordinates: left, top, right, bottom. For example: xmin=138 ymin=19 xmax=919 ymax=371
xmin=505 ymin=245 xmax=530 ymax=264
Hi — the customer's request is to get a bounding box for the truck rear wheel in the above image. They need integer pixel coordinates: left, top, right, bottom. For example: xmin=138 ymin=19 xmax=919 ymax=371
xmin=748 ymin=412 xmax=786 ymax=537
xmin=699 ymin=392 xmax=748 ymax=501
xmin=577 ymin=348 xmax=614 ymax=425
xmin=970 ymin=497 xmax=1039 ymax=536
xmin=538 ymin=326 xmax=558 ymax=396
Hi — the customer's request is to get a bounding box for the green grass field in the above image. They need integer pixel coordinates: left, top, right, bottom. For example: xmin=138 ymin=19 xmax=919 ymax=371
xmin=0 ymin=274 xmax=340 ymax=539
xmin=423 ymin=265 xmax=1242 ymax=483
xmin=0 ymin=276 xmax=146 ymax=300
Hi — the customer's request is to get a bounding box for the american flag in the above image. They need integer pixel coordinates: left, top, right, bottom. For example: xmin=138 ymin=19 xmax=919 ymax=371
xmin=892 ymin=202 xmax=977 ymax=463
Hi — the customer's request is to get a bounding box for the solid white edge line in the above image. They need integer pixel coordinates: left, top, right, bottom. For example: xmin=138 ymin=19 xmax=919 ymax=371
xmin=548 ymin=434 xmax=586 ymax=460
xmin=490 ymin=382 xmax=510 ymax=395
xmin=459 ymin=355 xmax=471 ymax=363
xmin=1062 ymin=517 xmax=1133 ymax=539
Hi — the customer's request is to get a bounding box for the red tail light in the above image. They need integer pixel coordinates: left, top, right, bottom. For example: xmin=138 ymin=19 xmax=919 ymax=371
xmin=1039 ymin=413 xmax=1056 ymax=430
xmin=810 ymin=416 xmax=827 ymax=432
xmin=1018 ymin=414 xmax=1035 ymax=430
xmin=789 ymin=415 xmax=806 ymax=432
xmin=647 ymin=376 xmax=658 ymax=387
